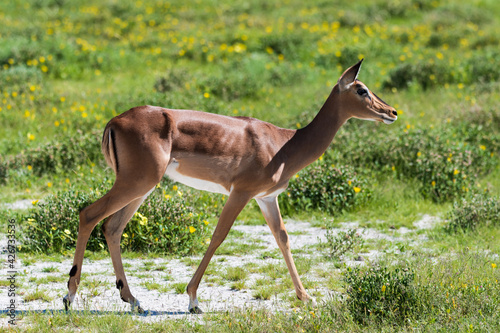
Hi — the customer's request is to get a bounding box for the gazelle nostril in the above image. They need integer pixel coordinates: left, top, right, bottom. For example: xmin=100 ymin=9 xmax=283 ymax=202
xmin=392 ymin=110 xmax=398 ymax=116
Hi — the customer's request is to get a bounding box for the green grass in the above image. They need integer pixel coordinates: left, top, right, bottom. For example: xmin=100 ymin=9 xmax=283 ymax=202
xmin=41 ymin=266 xmax=59 ymax=273
xmin=141 ymin=281 xmax=170 ymax=293
xmin=215 ymin=240 xmax=267 ymax=256
xmin=223 ymin=266 xmax=248 ymax=282
xmin=172 ymin=282 xmax=188 ymax=294
xmin=2 ymin=0 xmax=500 ymax=330
xmin=23 ymin=289 xmax=53 ymax=303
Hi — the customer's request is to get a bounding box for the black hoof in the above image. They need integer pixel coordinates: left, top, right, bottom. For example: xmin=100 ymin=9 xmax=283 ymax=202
xmin=189 ymin=306 xmax=203 ymax=314
xmin=63 ymin=296 xmax=71 ymax=312
xmin=137 ymin=306 xmax=145 ymax=314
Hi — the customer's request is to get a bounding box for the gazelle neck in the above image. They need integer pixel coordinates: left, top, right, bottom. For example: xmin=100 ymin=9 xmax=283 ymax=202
xmin=287 ymin=85 xmax=349 ymax=172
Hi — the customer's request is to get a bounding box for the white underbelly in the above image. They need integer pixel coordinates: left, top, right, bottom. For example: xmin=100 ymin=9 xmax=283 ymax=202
xmin=164 ymin=161 xmax=230 ymax=195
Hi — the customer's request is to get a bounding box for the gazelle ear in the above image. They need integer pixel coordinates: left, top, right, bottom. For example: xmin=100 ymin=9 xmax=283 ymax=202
xmin=338 ymin=59 xmax=364 ymax=91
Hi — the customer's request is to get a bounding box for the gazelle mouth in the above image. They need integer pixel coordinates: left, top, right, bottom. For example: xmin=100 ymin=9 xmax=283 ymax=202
xmin=382 ymin=116 xmax=397 ymax=124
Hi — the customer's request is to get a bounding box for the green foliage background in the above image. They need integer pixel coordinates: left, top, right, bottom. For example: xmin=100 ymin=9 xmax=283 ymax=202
xmin=1 ymin=0 xmax=500 ymax=329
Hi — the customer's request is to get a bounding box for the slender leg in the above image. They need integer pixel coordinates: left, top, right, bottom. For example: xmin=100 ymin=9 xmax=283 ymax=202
xmin=186 ymin=191 xmax=251 ymax=314
xmin=101 ymin=192 xmax=152 ymax=312
xmin=63 ymin=181 xmax=156 ymax=311
xmin=256 ymin=196 xmax=316 ymax=305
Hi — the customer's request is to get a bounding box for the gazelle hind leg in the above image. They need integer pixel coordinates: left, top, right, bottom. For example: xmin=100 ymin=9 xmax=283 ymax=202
xmin=63 ymin=181 xmax=157 ymax=311
xmin=101 ymin=190 xmax=153 ymax=312
xmin=256 ymin=197 xmax=316 ymax=305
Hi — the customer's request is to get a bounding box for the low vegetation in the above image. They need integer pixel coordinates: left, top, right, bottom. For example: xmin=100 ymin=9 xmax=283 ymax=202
xmin=1 ymin=0 xmax=500 ymax=331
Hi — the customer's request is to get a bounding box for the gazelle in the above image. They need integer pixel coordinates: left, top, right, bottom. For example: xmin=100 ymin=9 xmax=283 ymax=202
xmin=63 ymin=59 xmax=397 ymax=314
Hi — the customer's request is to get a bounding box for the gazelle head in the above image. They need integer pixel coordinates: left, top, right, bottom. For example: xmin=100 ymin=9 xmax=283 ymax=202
xmin=337 ymin=59 xmax=397 ymax=124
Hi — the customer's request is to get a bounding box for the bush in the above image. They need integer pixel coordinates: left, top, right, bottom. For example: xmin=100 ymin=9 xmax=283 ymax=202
xmin=323 ymin=228 xmax=364 ymax=260
xmin=22 ymin=187 xmax=101 ymax=253
xmin=328 ymin=120 xmax=498 ymax=203
xmin=444 ymin=193 xmax=500 ymax=233
xmin=258 ymin=32 xmax=311 ymax=61
xmin=280 ymin=163 xmax=371 ymax=216
xmin=0 ymin=158 xmax=7 ymax=184
xmin=6 ymin=130 xmax=102 ymax=178
xmin=124 ymin=188 xmax=210 ymax=255
xmin=0 ymin=65 xmax=42 ymax=88
xmin=21 ymin=181 xmax=211 ymax=255
xmin=383 ymin=60 xmax=456 ymax=90
xmin=343 ymin=264 xmax=418 ymax=324
xmin=466 ymin=50 xmax=500 ymax=84
xmin=154 ymin=67 xmax=190 ymax=93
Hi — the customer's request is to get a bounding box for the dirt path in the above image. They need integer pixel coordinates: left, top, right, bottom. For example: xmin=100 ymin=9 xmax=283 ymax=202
xmin=1 ymin=215 xmax=438 ymax=324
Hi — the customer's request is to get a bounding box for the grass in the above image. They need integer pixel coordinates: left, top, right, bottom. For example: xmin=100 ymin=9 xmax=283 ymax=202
xmin=2 ymin=0 xmax=500 ymax=330
xmin=223 ymin=266 xmax=248 ymax=282
xmin=23 ymin=289 xmax=53 ymax=303
xmin=41 ymin=266 xmax=59 ymax=273
xmin=215 ymin=240 xmax=267 ymax=256
xmin=252 ymin=287 xmax=274 ymax=300
xmin=172 ymin=282 xmax=188 ymax=294
xmin=142 ymin=281 xmax=170 ymax=293
xmin=29 ymin=275 xmax=65 ymax=284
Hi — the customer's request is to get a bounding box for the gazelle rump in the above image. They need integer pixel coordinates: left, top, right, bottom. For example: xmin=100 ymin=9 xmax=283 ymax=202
xmin=63 ymin=59 xmax=397 ymax=314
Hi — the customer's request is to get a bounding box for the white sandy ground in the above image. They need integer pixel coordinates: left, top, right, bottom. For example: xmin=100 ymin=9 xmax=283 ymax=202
xmin=0 ymin=204 xmax=441 ymax=327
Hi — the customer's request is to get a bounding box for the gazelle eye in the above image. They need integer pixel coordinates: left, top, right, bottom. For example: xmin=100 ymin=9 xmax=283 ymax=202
xmin=357 ymin=88 xmax=368 ymax=96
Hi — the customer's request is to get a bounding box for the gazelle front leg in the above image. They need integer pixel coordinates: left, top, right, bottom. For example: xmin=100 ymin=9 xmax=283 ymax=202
xmin=256 ymin=196 xmax=316 ymax=305
xmin=186 ymin=191 xmax=251 ymax=314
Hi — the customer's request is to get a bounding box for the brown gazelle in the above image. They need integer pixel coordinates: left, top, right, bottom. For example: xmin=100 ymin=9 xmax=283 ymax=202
xmin=63 ymin=59 xmax=397 ymax=314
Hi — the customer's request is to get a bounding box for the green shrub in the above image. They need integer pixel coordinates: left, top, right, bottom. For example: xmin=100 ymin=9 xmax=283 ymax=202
xmin=324 ymin=228 xmax=364 ymax=260
xmin=391 ymin=127 xmax=496 ymax=202
xmin=21 ymin=181 xmax=211 ymax=255
xmin=343 ymin=264 xmax=418 ymax=324
xmin=444 ymin=193 xmax=500 ymax=233
xmin=0 ymin=65 xmax=42 ymax=88
xmin=329 ymin=120 xmax=498 ymax=203
xmin=6 ymin=130 xmax=102 ymax=178
xmin=194 ymin=56 xmax=305 ymax=102
xmin=383 ymin=60 xmax=456 ymax=90
xmin=384 ymin=49 xmax=500 ymax=90
xmin=427 ymin=3 xmax=493 ymax=28
xmin=0 ymin=158 xmax=7 ymax=184
xmin=466 ymin=50 xmax=500 ymax=84
xmin=258 ymin=32 xmax=311 ymax=61
xmin=125 ymin=188 xmax=210 ymax=255
xmin=280 ymin=163 xmax=371 ymax=216
xmin=22 ymin=187 xmax=101 ymax=253
xmin=154 ymin=68 xmax=190 ymax=93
